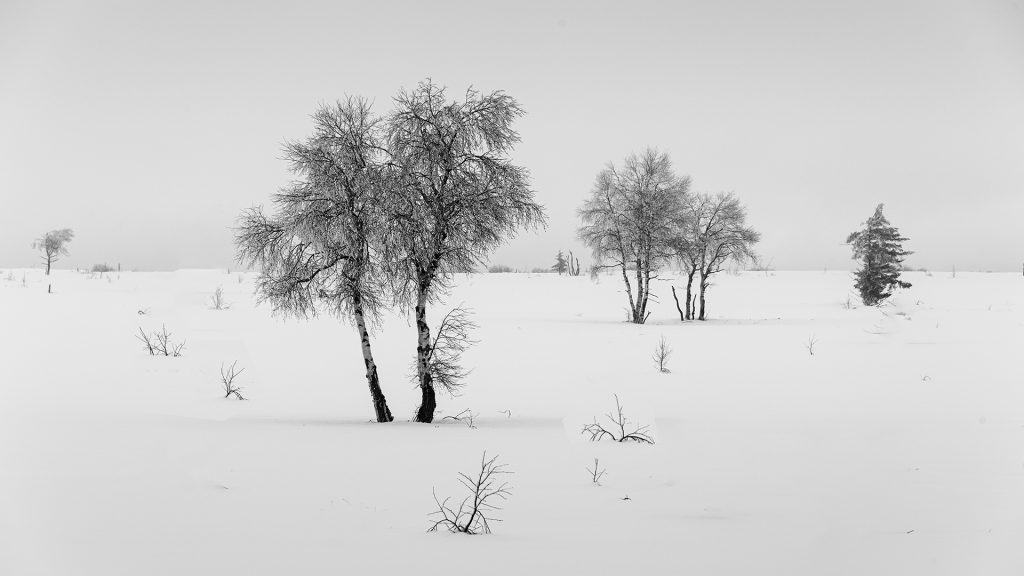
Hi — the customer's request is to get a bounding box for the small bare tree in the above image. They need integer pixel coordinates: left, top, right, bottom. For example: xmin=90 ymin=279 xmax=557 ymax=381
xmin=586 ymin=458 xmax=607 ymax=485
xmin=581 ymin=395 xmax=655 ymax=444
xmin=209 ymin=286 xmax=231 ymax=310
xmin=653 ymin=335 xmax=672 ymax=373
xmin=220 ymin=361 xmax=246 ymax=399
xmin=578 ymin=149 xmax=689 ymax=324
xmin=33 ymin=228 xmax=74 ymax=276
xmin=428 ymin=452 xmax=512 ymax=535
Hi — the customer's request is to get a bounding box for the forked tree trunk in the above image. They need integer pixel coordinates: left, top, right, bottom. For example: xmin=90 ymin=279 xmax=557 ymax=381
xmin=414 ymin=288 xmax=436 ymax=423
xmin=352 ymin=293 xmax=393 ymax=423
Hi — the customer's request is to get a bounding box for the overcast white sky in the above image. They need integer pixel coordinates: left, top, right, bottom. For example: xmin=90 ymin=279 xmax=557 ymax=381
xmin=1 ymin=0 xmax=1022 ymax=272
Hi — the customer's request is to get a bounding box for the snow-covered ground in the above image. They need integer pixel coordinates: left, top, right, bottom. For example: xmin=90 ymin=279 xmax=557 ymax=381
xmin=2 ymin=269 xmax=1022 ymax=575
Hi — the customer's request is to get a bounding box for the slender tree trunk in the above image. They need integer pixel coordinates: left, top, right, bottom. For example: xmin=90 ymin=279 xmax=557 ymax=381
xmin=671 ymin=285 xmax=685 ymax=321
xmin=684 ymin=270 xmax=695 ymax=320
xmin=45 ymin=256 xmax=51 ymax=276
xmin=633 ymin=258 xmax=645 ymax=323
xmin=352 ymin=292 xmax=393 ymax=423
xmin=618 ymin=263 xmax=637 ymax=322
xmin=414 ymin=285 xmax=436 ymax=423
xmin=698 ymin=275 xmax=709 ymax=320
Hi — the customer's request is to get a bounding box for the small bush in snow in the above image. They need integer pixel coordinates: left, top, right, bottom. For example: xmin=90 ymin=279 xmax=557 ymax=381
xmin=429 ymin=452 xmax=511 ymax=535
xmin=805 ymin=335 xmax=818 ymax=356
xmin=586 ymin=458 xmax=607 ymax=485
xmin=220 ymin=361 xmax=246 ymax=400
xmin=652 ymin=335 xmax=672 ymax=373
xmin=136 ymin=325 xmax=185 ymax=357
xmin=581 ymin=395 xmax=655 ymax=444
xmin=209 ymin=286 xmax=230 ymax=310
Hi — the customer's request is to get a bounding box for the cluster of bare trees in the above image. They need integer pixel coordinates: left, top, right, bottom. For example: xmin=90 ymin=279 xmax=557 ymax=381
xmin=578 ymin=149 xmax=759 ymax=324
xmin=236 ymin=80 xmax=545 ymax=423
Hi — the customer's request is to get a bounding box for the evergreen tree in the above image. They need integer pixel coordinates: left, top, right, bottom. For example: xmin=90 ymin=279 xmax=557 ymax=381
xmin=552 ymin=250 xmax=568 ymax=274
xmin=846 ymin=204 xmax=912 ymax=306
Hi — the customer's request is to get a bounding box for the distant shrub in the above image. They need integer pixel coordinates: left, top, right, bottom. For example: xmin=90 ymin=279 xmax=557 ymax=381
xmin=529 ymin=267 xmax=551 ymax=274
xmin=487 ymin=264 xmax=516 ymax=273
xmin=91 ymin=263 xmax=115 ymax=273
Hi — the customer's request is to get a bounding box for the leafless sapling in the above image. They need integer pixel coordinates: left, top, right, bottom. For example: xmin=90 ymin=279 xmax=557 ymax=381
xmin=805 ymin=334 xmax=818 ymax=356
xmin=235 ymin=98 xmax=395 ymax=422
xmin=581 ymin=395 xmax=655 ymax=444
xmin=578 ymin=149 xmax=689 ymax=324
xmin=586 ymin=458 xmax=607 ymax=485
xmin=383 ymin=80 xmax=546 ymax=422
xmin=209 ymin=286 xmax=231 ymax=310
xmin=428 ymin=452 xmax=512 ymax=535
xmin=653 ymin=335 xmax=672 ymax=373
xmin=220 ymin=361 xmax=246 ymax=400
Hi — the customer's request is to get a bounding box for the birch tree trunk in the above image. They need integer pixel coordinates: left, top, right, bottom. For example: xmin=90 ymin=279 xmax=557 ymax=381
xmin=352 ymin=292 xmax=393 ymax=423
xmin=414 ymin=285 xmax=436 ymax=423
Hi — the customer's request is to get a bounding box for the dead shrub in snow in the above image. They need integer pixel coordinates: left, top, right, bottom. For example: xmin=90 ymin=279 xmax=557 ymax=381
xmin=652 ymin=335 xmax=672 ymax=372
xmin=136 ymin=325 xmax=185 ymax=357
xmin=586 ymin=458 xmax=607 ymax=485
xmin=805 ymin=334 xmax=818 ymax=356
xmin=581 ymin=395 xmax=655 ymax=444
xmin=209 ymin=286 xmax=231 ymax=310
xmin=441 ymin=408 xmax=477 ymax=429
xmin=220 ymin=361 xmax=246 ymax=400
xmin=429 ymin=452 xmax=512 ymax=535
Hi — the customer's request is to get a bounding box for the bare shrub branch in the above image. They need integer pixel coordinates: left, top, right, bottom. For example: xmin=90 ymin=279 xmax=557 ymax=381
xmin=428 ymin=452 xmax=512 ymax=535
xmin=441 ymin=408 xmax=477 ymax=429
xmin=581 ymin=395 xmax=655 ymax=444
xmin=652 ymin=335 xmax=672 ymax=373
xmin=220 ymin=361 xmax=246 ymax=400
xmin=587 ymin=458 xmax=607 ymax=485
xmin=425 ymin=306 xmax=478 ymax=395
xmin=209 ymin=286 xmax=231 ymax=310
xmin=136 ymin=325 xmax=185 ymax=357
xmin=805 ymin=334 xmax=818 ymax=356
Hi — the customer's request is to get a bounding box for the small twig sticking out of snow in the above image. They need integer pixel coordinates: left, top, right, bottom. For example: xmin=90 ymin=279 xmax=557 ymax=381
xmin=581 ymin=395 xmax=655 ymax=444
xmin=587 ymin=458 xmax=607 ymax=485
xmin=220 ymin=361 xmax=246 ymax=400
xmin=428 ymin=452 xmax=512 ymax=535
xmin=805 ymin=334 xmax=818 ymax=356
xmin=497 ymin=409 xmax=511 ymax=419
xmin=441 ymin=409 xmax=477 ymax=429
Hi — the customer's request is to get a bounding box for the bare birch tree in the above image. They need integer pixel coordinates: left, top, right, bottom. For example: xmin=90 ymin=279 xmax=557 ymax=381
xmin=382 ymin=80 xmax=545 ymax=423
xmin=577 ymin=149 xmax=689 ymax=324
xmin=236 ymin=98 xmax=395 ymax=422
xmin=33 ymin=228 xmax=74 ymax=276
xmin=682 ymin=192 xmax=760 ymax=320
